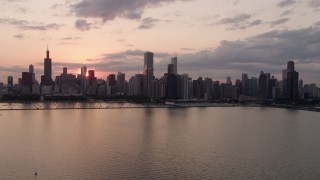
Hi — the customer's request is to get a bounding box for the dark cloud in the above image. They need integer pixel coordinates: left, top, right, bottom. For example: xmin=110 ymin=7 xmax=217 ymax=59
xmin=0 ymin=18 xmax=63 ymax=31
xmin=280 ymin=10 xmax=293 ymax=16
xmin=181 ymin=48 xmax=195 ymax=51
xmin=177 ymin=26 xmax=320 ymax=82
xmin=0 ymin=66 xmax=26 ymax=73
xmin=75 ymin=19 xmax=91 ymax=31
xmin=13 ymin=34 xmax=27 ymax=40
xmin=90 ymin=26 xmax=320 ymax=83
xmin=278 ymin=0 xmax=296 ymax=7
xmin=309 ymin=0 xmax=320 ymax=8
xmin=71 ymin=0 xmax=192 ymax=22
xmin=61 ymin=36 xmax=81 ymax=41
xmin=270 ymin=18 xmax=289 ymax=26
xmin=105 ymin=49 xmax=170 ymax=60
xmin=4 ymin=26 xmax=320 ymax=84
xmin=216 ymin=13 xmax=251 ymax=24
xmin=138 ymin=17 xmax=160 ymax=29
xmin=233 ymin=0 xmax=240 ymax=5
xmin=214 ymin=13 xmax=263 ymax=31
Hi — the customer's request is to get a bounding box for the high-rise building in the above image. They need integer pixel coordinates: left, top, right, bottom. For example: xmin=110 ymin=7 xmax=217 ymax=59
xmin=22 ymin=72 xmax=33 ymax=94
xmin=204 ymin=78 xmax=213 ymax=99
xmin=41 ymin=47 xmax=52 ymax=86
xmin=226 ymin=76 xmax=232 ymax=85
xmin=259 ymin=71 xmax=268 ymax=99
xmin=117 ymin=72 xmax=126 ymax=94
xmin=180 ymin=74 xmax=189 ymax=100
xmin=242 ymin=73 xmax=249 ymax=96
xmin=129 ymin=74 xmax=144 ymax=96
xmin=63 ymin=67 xmax=67 ymax=75
xmin=80 ymin=66 xmax=88 ymax=91
xmin=171 ymin=57 xmax=178 ymax=75
xmin=29 ymin=64 xmax=35 ymax=83
xmin=193 ymin=77 xmax=205 ymax=99
xmin=143 ymin=52 xmax=154 ymax=97
xmin=7 ymin=76 xmax=13 ymax=92
xmin=88 ymin=70 xmax=97 ymax=86
xmin=248 ymin=77 xmax=258 ymax=97
xmin=81 ymin=66 xmax=87 ymax=77
xmin=284 ymin=61 xmax=299 ymax=100
xmin=168 ymin=64 xmax=175 ymax=75
xmin=29 ymin=64 xmax=34 ymax=73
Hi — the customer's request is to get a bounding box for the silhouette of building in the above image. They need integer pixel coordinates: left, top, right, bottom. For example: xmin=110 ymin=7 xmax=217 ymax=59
xmin=107 ymin=74 xmax=116 ymax=95
xmin=286 ymin=61 xmax=299 ymax=100
xmin=41 ymin=47 xmax=53 ymax=86
xmin=129 ymin=74 xmax=144 ymax=96
xmin=143 ymin=52 xmax=154 ymax=97
xmin=22 ymin=72 xmax=33 ymax=94
xmin=80 ymin=66 xmax=88 ymax=92
xmin=180 ymin=74 xmax=189 ymax=100
xmin=117 ymin=72 xmax=125 ymax=94
xmin=193 ymin=77 xmax=205 ymax=99
xmin=204 ymin=78 xmax=213 ymax=99
xmin=259 ymin=71 xmax=268 ymax=99
xmin=171 ymin=57 xmax=178 ymax=75
xmin=242 ymin=73 xmax=249 ymax=96
xmin=88 ymin=70 xmax=97 ymax=86
xmin=168 ymin=64 xmax=175 ymax=75
xmin=7 ymin=76 xmax=13 ymax=93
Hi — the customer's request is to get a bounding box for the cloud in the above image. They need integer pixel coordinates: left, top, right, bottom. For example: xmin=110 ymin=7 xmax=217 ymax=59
xmin=105 ymin=49 xmax=170 ymax=60
xmin=280 ymin=10 xmax=293 ymax=16
xmin=0 ymin=66 xmax=26 ymax=73
xmin=278 ymin=0 xmax=296 ymax=7
xmin=270 ymin=18 xmax=289 ymax=26
xmin=216 ymin=13 xmax=251 ymax=24
xmin=71 ymin=0 xmax=192 ymax=22
xmin=181 ymin=48 xmax=195 ymax=51
xmin=13 ymin=34 xmax=27 ymax=40
xmin=309 ymin=0 xmax=320 ymax=8
xmin=12 ymin=25 xmax=319 ymax=85
xmin=95 ymin=26 xmax=320 ymax=83
xmin=213 ymin=13 xmax=263 ymax=31
xmin=75 ymin=19 xmax=91 ymax=31
xmin=0 ymin=18 xmax=63 ymax=31
xmin=138 ymin=17 xmax=160 ymax=29
xmin=61 ymin=36 xmax=81 ymax=41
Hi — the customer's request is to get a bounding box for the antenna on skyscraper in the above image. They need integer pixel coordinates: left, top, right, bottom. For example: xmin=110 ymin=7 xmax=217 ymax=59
xmin=291 ymin=52 xmax=293 ymax=61
xmin=138 ymin=66 xmax=140 ymax=74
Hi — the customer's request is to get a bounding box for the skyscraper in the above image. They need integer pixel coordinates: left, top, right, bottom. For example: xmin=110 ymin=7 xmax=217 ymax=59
xmin=168 ymin=63 xmax=175 ymax=75
xmin=29 ymin=64 xmax=35 ymax=83
xmin=7 ymin=76 xmax=13 ymax=92
xmin=286 ymin=61 xmax=299 ymax=100
xmin=171 ymin=57 xmax=178 ymax=75
xmin=259 ymin=71 xmax=268 ymax=99
xmin=242 ymin=73 xmax=249 ymax=96
xmin=143 ymin=52 xmax=154 ymax=97
xmin=41 ymin=47 xmax=52 ymax=86
xmin=63 ymin=67 xmax=67 ymax=75
xmin=117 ymin=72 xmax=126 ymax=94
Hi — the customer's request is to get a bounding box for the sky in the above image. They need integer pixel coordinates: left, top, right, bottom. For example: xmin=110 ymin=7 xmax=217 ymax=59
xmin=0 ymin=0 xmax=320 ymax=85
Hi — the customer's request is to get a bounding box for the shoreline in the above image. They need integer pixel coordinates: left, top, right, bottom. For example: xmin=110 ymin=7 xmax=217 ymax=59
xmin=0 ymin=102 xmax=319 ymax=112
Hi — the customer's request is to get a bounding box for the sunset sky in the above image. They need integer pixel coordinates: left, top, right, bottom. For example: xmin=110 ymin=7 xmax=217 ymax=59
xmin=0 ymin=0 xmax=320 ymax=84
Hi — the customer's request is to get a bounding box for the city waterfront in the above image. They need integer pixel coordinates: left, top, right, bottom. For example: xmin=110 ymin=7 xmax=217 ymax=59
xmin=0 ymin=107 xmax=319 ymax=179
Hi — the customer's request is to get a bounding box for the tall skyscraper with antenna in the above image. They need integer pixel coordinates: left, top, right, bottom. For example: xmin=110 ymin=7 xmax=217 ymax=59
xmin=41 ymin=46 xmax=53 ymax=86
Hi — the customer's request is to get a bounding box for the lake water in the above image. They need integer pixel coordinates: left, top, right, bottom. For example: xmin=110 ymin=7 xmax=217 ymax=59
xmin=0 ymin=107 xmax=319 ymax=179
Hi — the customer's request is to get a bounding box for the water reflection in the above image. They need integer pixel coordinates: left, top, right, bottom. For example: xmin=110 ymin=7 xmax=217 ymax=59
xmin=0 ymin=107 xmax=320 ymax=179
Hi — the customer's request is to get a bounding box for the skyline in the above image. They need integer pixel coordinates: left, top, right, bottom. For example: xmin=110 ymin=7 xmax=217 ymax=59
xmin=0 ymin=0 xmax=320 ymax=84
